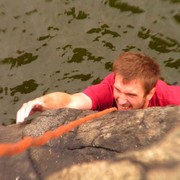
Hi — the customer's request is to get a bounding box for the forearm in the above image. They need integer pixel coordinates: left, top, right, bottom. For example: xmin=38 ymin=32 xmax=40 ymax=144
xmin=37 ymin=92 xmax=71 ymax=110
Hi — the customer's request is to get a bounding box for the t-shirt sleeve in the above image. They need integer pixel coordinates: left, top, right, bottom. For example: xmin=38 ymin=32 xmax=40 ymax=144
xmin=149 ymin=80 xmax=180 ymax=107
xmin=82 ymin=73 xmax=115 ymax=110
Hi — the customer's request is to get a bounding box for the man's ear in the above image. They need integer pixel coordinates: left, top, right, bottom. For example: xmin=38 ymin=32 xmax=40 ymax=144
xmin=146 ymin=87 xmax=156 ymax=100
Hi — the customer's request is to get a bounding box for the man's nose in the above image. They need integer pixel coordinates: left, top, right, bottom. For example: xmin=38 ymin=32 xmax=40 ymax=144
xmin=117 ymin=97 xmax=127 ymax=105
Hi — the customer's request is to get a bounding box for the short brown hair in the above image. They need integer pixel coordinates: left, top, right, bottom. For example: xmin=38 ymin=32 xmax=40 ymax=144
xmin=113 ymin=52 xmax=160 ymax=95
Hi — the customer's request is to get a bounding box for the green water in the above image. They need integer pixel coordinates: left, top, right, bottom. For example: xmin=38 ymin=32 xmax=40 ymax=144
xmin=0 ymin=0 xmax=179 ymax=125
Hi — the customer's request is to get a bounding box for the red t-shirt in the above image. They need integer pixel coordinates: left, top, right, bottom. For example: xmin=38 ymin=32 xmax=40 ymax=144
xmin=83 ymin=73 xmax=180 ymax=110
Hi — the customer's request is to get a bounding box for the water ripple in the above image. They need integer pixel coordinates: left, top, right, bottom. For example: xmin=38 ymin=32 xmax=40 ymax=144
xmin=174 ymin=13 xmax=180 ymax=23
xmin=104 ymin=0 xmax=144 ymax=13
xmin=25 ymin=9 xmax=37 ymax=16
xmin=60 ymin=45 xmax=104 ymax=63
xmin=138 ymin=27 xmax=180 ymax=53
xmin=162 ymin=0 xmax=180 ymax=3
xmin=87 ymin=24 xmax=120 ymax=51
xmin=63 ymin=73 xmax=92 ymax=82
xmin=164 ymin=58 xmax=180 ymax=70
xmin=87 ymin=24 xmax=120 ymax=38
xmin=64 ymin=7 xmax=89 ymax=23
xmin=10 ymin=79 xmax=38 ymax=96
xmin=1 ymin=52 xmax=38 ymax=69
xmin=37 ymin=34 xmax=55 ymax=41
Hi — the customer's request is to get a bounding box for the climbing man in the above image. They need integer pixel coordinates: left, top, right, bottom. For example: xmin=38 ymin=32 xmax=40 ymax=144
xmin=16 ymin=52 xmax=180 ymax=124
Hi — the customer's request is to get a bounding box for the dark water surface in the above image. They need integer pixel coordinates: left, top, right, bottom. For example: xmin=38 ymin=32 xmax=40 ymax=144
xmin=0 ymin=0 xmax=180 ymax=125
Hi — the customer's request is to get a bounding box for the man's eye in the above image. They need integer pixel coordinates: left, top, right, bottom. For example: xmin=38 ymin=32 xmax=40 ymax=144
xmin=128 ymin=94 xmax=137 ymax=97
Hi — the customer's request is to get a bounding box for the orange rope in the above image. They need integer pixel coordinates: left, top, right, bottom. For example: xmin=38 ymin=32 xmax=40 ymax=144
xmin=0 ymin=107 xmax=117 ymax=156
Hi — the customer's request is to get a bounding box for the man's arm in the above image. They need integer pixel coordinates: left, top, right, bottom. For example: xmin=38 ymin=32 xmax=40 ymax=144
xmin=16 ymin=92 xmax=92 ymax=124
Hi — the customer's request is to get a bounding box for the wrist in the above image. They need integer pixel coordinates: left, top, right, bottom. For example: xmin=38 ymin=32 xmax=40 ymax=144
xmin=34 ymin=97 xmax=45 ymax=111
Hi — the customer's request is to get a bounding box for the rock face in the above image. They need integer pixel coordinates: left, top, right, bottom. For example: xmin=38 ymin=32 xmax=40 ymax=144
xmin=0 ymin=106 xmax=180 ymax=180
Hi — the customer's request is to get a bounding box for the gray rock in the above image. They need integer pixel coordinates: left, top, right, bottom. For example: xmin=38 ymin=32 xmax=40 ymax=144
xmin=0 ymin=106 xmax=180 ymax=180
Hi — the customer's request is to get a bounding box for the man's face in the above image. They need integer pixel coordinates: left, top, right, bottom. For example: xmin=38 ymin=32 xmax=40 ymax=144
xmin=113 ymin=74 xmax=154 ymax=110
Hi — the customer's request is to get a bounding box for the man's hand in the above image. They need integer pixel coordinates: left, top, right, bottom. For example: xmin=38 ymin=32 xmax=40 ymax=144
xmin=16 ymin=98 xmax=44 ymax=124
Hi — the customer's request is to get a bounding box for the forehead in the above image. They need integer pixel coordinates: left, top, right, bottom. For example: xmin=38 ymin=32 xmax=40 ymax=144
xmin=114 ymin=74 xmax=145 ymax=93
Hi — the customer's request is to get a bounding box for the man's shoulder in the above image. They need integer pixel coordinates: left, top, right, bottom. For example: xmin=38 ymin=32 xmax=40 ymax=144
xmin=101 ymin=73 xmax=115 ymax=84
xmin=151 ymin=79 xmax=180 ymax=106
xmin=155 ymin=80 xmax=180 ymax=92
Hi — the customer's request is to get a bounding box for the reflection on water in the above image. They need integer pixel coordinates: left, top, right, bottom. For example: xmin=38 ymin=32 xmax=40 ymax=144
xmin=63 ymin=73 xmax=92 ymax=82
xmin=105 ymin=0 xmax=144 ymax=13
xmin=37 ymin=34 xmax=54 ymax=41
xmin=0 ymin=80 xmax=38 ymax=98
xmin=10 ymin=80 xmax=38 ymax=96
xmin=0 ymin=0 xmax=179 ymax=125
xmin=87 ymin=24 xmax=120 ymax=51
xmin=60 ymin=45 xmax=105 ymax=63
xmin=138 ymin=27 xmax=180 ymax=53
xmin=105 ymin=61 xmax=113 ymax=72
xmin=1 ymin=52 xmax=38 ymax=68
xmin=164 ymin=58 xmax=180 ymax=70
xmin=166 ymin=0 xmax=180 ymax=3
xmin=68 ymin=47 xmax=104 ymax=63
xmin=65 ymin=7 xmax=89 ymax=23
xmin=149 ymin=36 xmax=180 ymax=53
xmin=87 ymin=24 xmax=121 ymax=38
xmin=174 ymin=14 xmax=180 ymax=23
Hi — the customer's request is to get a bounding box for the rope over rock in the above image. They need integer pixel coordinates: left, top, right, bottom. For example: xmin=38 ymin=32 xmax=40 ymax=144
xmin=0 ymin=107 xmax=117 ymax=156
